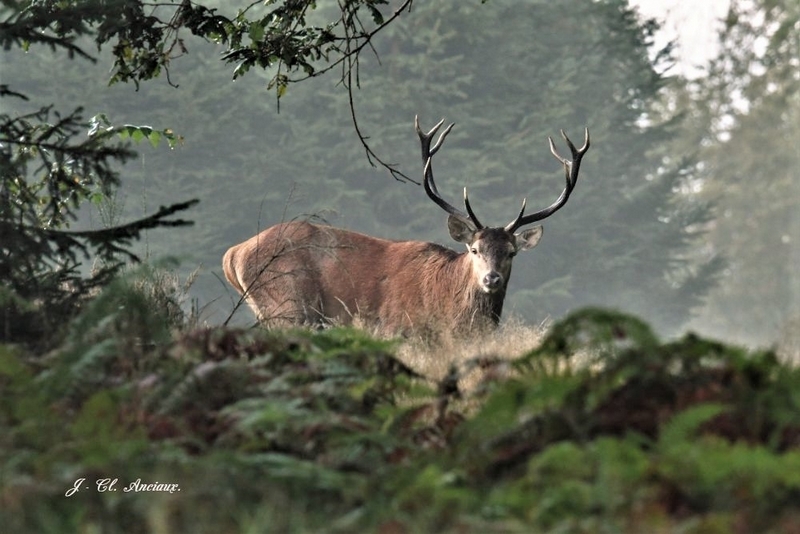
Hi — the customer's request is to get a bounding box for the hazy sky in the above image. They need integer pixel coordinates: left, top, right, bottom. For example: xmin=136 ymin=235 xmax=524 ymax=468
xmin=628 ymin=0 xmax=731 ymax=78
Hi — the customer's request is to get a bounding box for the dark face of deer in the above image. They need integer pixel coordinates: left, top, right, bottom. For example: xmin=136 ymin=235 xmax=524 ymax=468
xmin=448 ymin=215 xmax=543 ymax=294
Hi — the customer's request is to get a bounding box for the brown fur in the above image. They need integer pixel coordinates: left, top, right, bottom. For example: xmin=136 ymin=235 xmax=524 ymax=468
xmin=222 ymin=221 xmax=531 ymax=336
xmin=223 ymin=122 xmax=588 ymax=337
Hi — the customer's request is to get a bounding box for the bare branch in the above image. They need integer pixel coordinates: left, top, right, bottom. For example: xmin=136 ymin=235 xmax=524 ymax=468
xmin=341 ymin=1 xmax=417 ymax=184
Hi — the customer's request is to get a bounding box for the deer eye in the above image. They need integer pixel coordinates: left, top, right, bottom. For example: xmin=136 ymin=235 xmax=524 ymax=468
xmin=470 ymin=247 xmax=478 ymax=255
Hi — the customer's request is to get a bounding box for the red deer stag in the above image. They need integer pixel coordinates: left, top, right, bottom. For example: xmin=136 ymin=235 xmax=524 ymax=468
xmin=223 ymin=116 xmax=589 ymax=336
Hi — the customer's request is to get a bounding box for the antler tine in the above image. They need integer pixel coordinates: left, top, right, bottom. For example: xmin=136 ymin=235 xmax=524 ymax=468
xmin=506 ymin=128 xmax=590 ymax=233
xmin=416 ymin=116 xmax=483 ymax=229
xmin=549 ymin=128 xmax=589 ymax=170
xmin=423 ymin=158 xmax=465 ymax=219
xmin=415 ymin=115 xmax=451 ymax=199
xmin=415 ymin=115 xmax=455 ymax=162
xmin=463 ymin=188 xmax=484 ymax=229
xmin=503 ymin=198 xmax=527 ymax=233
xmin=548 ymin=135 xmax=573 ymax=189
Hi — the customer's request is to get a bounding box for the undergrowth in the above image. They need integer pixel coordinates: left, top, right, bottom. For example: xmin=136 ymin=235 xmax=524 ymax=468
xmin=2 ymin=275 xmax=800 ymax=533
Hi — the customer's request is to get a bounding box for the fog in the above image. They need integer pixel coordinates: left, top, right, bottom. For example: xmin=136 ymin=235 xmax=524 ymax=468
xmin=4 ymin=0 xmax=798 ymax=351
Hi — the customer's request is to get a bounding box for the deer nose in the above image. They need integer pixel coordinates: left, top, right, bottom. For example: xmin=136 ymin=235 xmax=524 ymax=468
xmin=483 ymin=272 xmax=503 ymax=291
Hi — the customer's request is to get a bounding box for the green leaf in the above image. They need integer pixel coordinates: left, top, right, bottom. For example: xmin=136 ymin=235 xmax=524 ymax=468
xmin=163 ymin=128 xmax=182 ymax=149
xmin=233 ymin=60 xmax=251 ymax=79
xmin=249 ymin=21 xmax=265 ymax=42
xmin=269 ymin=74 xmax=289 ymax=99
xmin=367 ymin=6 xmax=384 ymax=25
xmin=89 ymin=191 xmax=105 ymax=206
xmin=87 ymin=113 xmax=112 ymax=137
xmin=148 ymin=130 xmax=161 ymax=148
xmin=659 ymin=403 xmax=727 ymax=445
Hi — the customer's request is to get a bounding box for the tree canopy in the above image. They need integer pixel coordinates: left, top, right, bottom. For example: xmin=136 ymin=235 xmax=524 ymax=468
xmin=683 ymin=0 xmax=800 ymax=346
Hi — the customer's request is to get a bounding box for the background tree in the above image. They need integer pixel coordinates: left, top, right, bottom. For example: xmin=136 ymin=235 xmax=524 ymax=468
xmin=3 ymin=0 xmax=723 ymax=340
xmin=0 ymin=75 xmax=196 ymax=350
xmin=680 ymin=0 xmax=800 ymax=346
xmin=0 ymin=0 xmax=412 ymax=347
xmin=331 ymin=0 xmax=723 ymax=334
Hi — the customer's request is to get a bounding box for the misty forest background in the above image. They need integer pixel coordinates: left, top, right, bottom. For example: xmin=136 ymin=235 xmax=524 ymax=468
xmin=3 ymin=0 xmax=798 ymax=350
xmin=4 ymin=1 xmax=800 ymax=532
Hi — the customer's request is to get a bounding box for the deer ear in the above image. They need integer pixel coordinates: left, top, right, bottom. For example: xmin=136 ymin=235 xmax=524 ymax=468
xmin=447 ymin=215 xmax=477 ymax=244
xmin=515 ymin=225 xmax=543 ymax=251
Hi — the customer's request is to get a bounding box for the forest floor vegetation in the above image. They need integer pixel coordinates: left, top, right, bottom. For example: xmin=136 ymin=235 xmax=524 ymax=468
xmin=2 ymin=270 xmax=800 ymax=533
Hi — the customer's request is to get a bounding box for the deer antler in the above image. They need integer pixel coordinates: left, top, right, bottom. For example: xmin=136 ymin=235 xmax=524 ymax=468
xmin=505 ymin=128 xmax=590 ymax=233
xmin=415 ymin=116 xmax=484 ymax=229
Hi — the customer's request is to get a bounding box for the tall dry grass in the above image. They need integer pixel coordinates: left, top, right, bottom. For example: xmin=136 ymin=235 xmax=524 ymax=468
xmin=393 ymin=315 xmax=549 ymax=394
